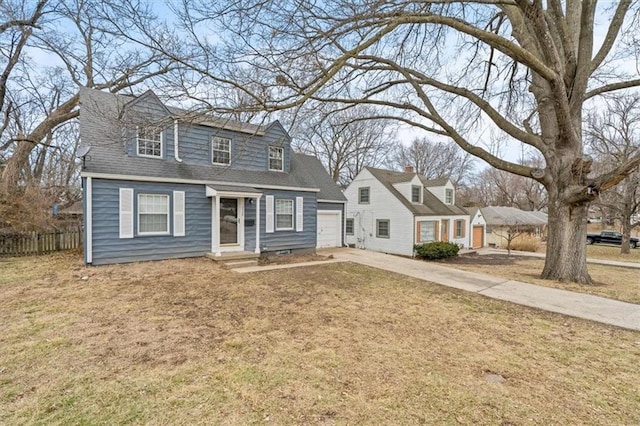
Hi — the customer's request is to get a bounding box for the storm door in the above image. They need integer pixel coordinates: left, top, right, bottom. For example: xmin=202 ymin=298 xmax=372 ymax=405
xmin=220 ymin=198 xmax=239 ymax=245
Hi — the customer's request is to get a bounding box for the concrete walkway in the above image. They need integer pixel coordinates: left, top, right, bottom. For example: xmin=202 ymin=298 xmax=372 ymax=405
xmin=478 ymin=247 xmax=640 ymax=269
xmin=312 ymin=248 xmax=640 ymax=331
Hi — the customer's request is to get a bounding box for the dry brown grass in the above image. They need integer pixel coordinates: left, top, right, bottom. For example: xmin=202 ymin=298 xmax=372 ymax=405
xmin=587 ymin=244 xmax=640 ymax=263
xmin=509 ymin=234 xmax=540 ymax=252
xmin=447 ymin=254 xmax=640 ymax=304
xmin=1 ymin=253 xmax=640 ymax=424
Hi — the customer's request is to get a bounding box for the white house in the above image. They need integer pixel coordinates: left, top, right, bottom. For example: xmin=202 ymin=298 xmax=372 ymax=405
xmin=467 ymin=207 xmax=487 ymax=249
xmin=344 ymin=166 xmax=479 ymax=256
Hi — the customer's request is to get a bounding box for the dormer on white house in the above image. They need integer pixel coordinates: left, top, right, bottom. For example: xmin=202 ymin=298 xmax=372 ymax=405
xmin=423 ymin=178 xmax=456 ymax=205
xmin=392 ymin=174 xmax=425 ymax=204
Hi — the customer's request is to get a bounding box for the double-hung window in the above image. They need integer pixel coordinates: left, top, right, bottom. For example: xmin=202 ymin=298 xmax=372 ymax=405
xmin=455 ymin=219 xmax=465 ymax=238
xmin=346 ymin=218 xmax=354 ymax=235
xmin=137 ymin=127 xmax=162 ymax=158
xmin=376 ymin=219 xmax=390 ymax=238
xmin=411 ymin=185 xmax=421 ymax=203
xmin=212 ymin=137 xmax=231 ymax=165
xmin=358 ymin=187 xmax=370 ymax=204
xmin=275 ymin=199 xmax=294 ymax=230
xmin=138 ymin=194 xmax=169 ymax=235
xmin=269 ymin=146 xmax=284 ymax=171
xmin=445 ymin=188 xmax=454 ymax=204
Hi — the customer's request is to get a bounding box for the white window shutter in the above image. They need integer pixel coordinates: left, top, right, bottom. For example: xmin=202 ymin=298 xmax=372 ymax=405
xmin=266 ymin=195 xmax=274 ymax=233
xmin=119 ymin=188 xmax=134 ymax=238
xmin=173 ymin=191 xmax=185 ymax=237
xmin=296 ymin=197 xmax=303 ymax=232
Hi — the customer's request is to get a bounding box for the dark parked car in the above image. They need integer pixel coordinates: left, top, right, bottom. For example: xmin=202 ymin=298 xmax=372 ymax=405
xmin=586 ymin=231 xmax=639 ymax=248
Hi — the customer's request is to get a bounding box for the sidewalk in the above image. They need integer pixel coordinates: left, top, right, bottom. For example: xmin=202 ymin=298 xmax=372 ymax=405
xmin=317 ymin=248 xmax=640 ymax=331
xmin=478 ymin=247 xmax=640 ymax=269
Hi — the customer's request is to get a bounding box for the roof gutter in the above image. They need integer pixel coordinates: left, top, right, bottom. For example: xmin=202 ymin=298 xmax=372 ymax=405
xmin=174 ymin=119 xmax=183 ymax=162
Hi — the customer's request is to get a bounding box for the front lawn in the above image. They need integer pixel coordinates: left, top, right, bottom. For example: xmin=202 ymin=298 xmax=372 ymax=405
xmin=587 ymin=244 xmax=640 ymax=263
xmin=445 ymin=254 xmax=640 ymax=304
xmin=1 ymin=253 xmax=639 ymax=424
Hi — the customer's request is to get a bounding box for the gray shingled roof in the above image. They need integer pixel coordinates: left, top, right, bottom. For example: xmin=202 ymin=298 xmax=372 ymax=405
xmin=79 ymin=88 xmax=342 ymax=195
xmin=365 ymin=167 xmax=467 ymax=216
xmin=480 ymin=206 xmax=548 ymax=226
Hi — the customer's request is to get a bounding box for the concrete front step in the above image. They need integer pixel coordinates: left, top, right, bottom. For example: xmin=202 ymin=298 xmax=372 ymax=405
xmin=224 ymin=259 xmax=260 ymax=269
xmin=205 ymin=252 xmax=260 ymax=269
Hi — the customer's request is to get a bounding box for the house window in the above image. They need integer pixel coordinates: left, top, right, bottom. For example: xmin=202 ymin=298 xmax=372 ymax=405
xmin=418 ymin=221 xmax=437 ymax=242
xmin=346 ymin=218 xmax=354 ymax=235
xmin=358 ymin=187 xmax=370 ymax=204
xmin=138 ymin=194 xmax=169 ymax=235
xmin=137 ymin=127 xmax=162 ymax=158
xmin=275 ymin=199 xmax=294 ymax=230
xmin=376 ymin=219 xmax=390 ymax=238
xmin=411 ymin=185 xmax=421 ymax=203
xmin=455 ymin=219 xmax=465 ymax=238
xmin=269 ymin=146 xmax=284 ymax=171
xmin=212 ymin=137 xmax=231 ymax=165
xmin=445 ymin=188 xmax=453 ymax=204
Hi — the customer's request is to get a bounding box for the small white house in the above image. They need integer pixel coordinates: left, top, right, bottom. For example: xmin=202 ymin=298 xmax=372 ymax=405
xmin=467 ymin=207 xmax=487 ymax=249
xmin=344 ymin=167 xmax=477 ymax=256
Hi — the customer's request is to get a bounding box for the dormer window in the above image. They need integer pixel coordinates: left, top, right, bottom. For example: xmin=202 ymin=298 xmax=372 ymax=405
xmin=411 ymin=185 xmax=422 ymax=203
xmin=445 ymin=188 xmax=453 ymax=204
xmin=137 ymin=127 xmax=162 ymax=158
xmin=269 ymin=146 xmax=284 ymax=171
xmin=212 ymin=136 xmax=231 ymax=165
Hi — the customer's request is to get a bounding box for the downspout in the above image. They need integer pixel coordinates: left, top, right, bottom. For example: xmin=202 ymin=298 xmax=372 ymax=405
xmin=174 ymin=119 xmax=182 ymax=162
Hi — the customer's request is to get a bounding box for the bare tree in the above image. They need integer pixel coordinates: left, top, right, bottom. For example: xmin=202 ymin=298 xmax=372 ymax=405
xmin=586 ymin=95 xmax=640 ymax=254
xmin=386 ymin=137 xmax=474 ymax=185
xmin=467 ymin=161 xmax=548 ymax=211
xmin=157 ymin=0 xmax=640 ymax=283
xmin=0 ymin=0 xmax=177 ymax=197
xmin=293 ymin=104 xmax=394 ymax=185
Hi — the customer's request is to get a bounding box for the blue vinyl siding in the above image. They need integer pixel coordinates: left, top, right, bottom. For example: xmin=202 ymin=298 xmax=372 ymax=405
xmin=121 ymin=93 xmax=292 ymax=171
xmin=260 ymin=190 xmax=317 ymax=252
xmin=88 ymin=179 xmax=211 ymax=265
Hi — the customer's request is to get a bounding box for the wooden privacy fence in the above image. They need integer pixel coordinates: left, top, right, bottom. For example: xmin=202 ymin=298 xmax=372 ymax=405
xmin=0 ymin=228 xmax=82 ymax=256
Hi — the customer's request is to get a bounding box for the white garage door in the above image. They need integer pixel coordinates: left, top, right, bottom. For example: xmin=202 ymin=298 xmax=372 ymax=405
xmin=317 ymin=211 xmax=341 ymax=248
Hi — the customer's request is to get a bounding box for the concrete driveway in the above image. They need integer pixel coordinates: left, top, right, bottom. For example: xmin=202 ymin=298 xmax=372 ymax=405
xmin=320 ymin=248 xmax=640 ymax=331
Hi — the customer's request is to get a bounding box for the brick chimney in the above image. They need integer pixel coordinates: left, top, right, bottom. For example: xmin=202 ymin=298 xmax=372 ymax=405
xmin=404 ymin=165 xmax=414 ymax=173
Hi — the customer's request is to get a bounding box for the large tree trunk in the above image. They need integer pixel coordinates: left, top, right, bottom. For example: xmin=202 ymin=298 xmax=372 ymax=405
xmin=621 ymin=213 xmax=632 ymax=255
xmin=542 ymin=193 xmax=592 ymax=283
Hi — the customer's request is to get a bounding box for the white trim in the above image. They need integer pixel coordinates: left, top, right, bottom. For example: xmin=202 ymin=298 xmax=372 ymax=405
xmin=173 ymin=119 xmax=182 ymax=162
xmin=318 ymin=199 xmax=347 ymax=203
xmin=275 ymin=199 xmax=294 ymax=231
xmin=137 ymin=193 xmax=170 ymax=236
xmin=255 ymin=196 xmax=261 ymax=253
xmin=211 ymin=136 xmax=232 ymax=165
xmin=296 ymin=196 xmax=304 ymax=232
xmin=268 ymin=146 xmax=284 ymax=171
xmin=80 ymin=172 xmax=320 ymax=193
xmin=316 ymin=210 xmax=342 ymax=248
xmin=206 ymin=187 xmax=261 ymax=198
xmin=119 ymin=188 xmax=134 ymax=239
xmin=214 ymin=196 xmax=221 ymax=256
xmin=86 ymin=177 xmax=93 ymax=263
xmin=136 ymin=126 xmax=164 ymax=159
xmin=173 ymin=190 xmax=185 ymax=237
xmin=265 ymin=195 xmax=274 ymax=233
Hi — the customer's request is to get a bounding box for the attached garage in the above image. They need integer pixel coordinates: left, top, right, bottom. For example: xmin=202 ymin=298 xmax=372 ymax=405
xmin=317 ymin=210 xmax=342 ymax=248
xmin=472 ymin=225 xmax=484 ymax=248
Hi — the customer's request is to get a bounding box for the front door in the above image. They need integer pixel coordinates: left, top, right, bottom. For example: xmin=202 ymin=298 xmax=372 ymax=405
xmin=441 ymin=219 xmax=449 ymax=242
xmin=220 ymin=198 xmax=239 ymax=245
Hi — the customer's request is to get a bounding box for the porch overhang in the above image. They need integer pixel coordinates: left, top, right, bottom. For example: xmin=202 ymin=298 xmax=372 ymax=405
xmin=206 ymin=184 xmax=262 ymax=198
